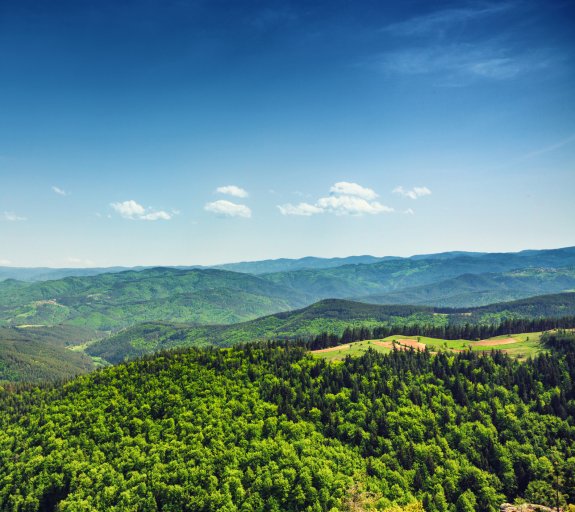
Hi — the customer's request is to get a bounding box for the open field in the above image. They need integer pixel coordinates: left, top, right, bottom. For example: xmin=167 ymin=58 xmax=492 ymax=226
xmin=311 ymin=331 xmax=546 ymax=361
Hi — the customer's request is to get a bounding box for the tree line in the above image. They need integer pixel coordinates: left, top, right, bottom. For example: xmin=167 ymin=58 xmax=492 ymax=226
xmin=306 ymin=316 xmax=575 ymax=350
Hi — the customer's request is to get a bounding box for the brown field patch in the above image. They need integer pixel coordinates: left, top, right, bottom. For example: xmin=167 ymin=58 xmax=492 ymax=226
xmin=397 ymin=339 xmax=427 ymax=350
xmin=311 ymin=344 xmax=351 ymax=354
xmin=373 ymin=340 xmax=427 ymax=352
xmin=474 ymin=337 xmax=520 ymax=347
xmin=373 ymin=341 xmax=394 ymax=349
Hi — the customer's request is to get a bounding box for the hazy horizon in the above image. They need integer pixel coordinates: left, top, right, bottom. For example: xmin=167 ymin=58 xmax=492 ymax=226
xmin=0 ymin=243 xmax=574 ymax=269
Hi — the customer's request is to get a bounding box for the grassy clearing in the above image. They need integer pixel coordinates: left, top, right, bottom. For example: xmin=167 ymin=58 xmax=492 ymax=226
xmin=312 ymin=332 xmax=546 ymax=361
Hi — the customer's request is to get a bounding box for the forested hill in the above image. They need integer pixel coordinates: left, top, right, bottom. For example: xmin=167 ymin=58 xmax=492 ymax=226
xmin=86 ymin=293 xmax=575 ymax=364
xmin=355 ymin=267 xmax=575 ymax=308
xmin=1 ymin=342 xmax=574 ymax=510
xmin=456 ymin=291 xmax=575 ymax=317
xmin=0 ymin=325 xmax=99 ymax=382
xmin=0 ymin=267 xmax=309 ymax=331
xmin=195 ymin=246 xmax=575 ymax=275
xmin=0 ymin=266 xmax=140 ymax=283
xmin=2 ymin=246 xmax=574 ymax=283
xmin=259 ymin=247 xmax=575 ymax=303
xmin=213 ymin=255 xmax=391 ymax=274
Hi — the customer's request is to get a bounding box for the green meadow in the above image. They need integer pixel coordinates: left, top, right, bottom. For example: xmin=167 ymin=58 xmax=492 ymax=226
xmin=312 ymin=331 xmax=546 ymax=362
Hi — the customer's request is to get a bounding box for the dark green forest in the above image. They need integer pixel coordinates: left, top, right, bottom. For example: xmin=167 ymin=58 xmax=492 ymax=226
xmin=2 ymin=332 xmax=575 ymax=511
xmin=0 ymin=325 xmax=101 ymax=382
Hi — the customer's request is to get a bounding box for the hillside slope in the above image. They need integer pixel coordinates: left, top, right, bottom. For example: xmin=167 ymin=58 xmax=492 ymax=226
xmin=86 ymin=292 xmax=575 ymax=364
xmin=260 ymin=247 xmax=575 ymax=302
xmin=1 ymin=344 xmax=573 ymax=510
xmin=356 ymin=267 xmax=575 ymax=307
xmin=0 ymin=267 xmax=308 ymax=331
xmin=0 ymin=325 xmax=100 ymax=382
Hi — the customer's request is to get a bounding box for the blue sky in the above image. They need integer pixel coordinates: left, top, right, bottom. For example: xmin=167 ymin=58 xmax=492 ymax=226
xmin=1 ymin=0 xmax=574 ymax=266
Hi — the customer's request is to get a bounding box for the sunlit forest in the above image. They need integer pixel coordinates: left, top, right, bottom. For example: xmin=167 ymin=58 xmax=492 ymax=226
xmin=1 ymin=331 xmax=574 ymax=511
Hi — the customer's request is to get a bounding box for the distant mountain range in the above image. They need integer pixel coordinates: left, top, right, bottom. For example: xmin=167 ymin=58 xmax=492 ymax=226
xmin=1 ymin=247 xmax=574 ymax=333
xmin=3 ymin=247 xmax=570 ymax=282
xmin=262 ymin=247 xmax=575 ymax=302
xmin=356 ymin=267 xmax=575 ymax=307
xmin=0 ymin=266 xmax=143 ymax=282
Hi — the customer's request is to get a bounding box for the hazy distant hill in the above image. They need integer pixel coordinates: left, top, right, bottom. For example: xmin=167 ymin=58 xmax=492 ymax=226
xmin=0 ymin=266 xmax=142 ymax=282
xmin=0 ymin=267 xmax=308 ymax=331
xmin=0 ymin=253 xmax=475 ymax=282
xmin=212 ymin=255 xmax=393 ymax=274
xmin=260 ymin=247 xmax=575 ymax=301
xmin=356 ymin=267 xmax=575 ymax=307
xmin=86 ymin=292 xmax=575 ymax=364
xmin=3 ymin=246 xmax=574 ymax=283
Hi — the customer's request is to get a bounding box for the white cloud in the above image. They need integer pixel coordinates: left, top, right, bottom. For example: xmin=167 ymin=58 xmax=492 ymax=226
xmin=278 ymin=182 xmax=393 ymax=216
xmin=141 ymin=211 xmax=172 ymax=221
xmin=277 ymin=203 xmax=324 ymax=216
xmin=0 ymin=259 xmax=11 ymax=266
xmin=317 ymin=195 xmax=393 ymax=215
xmin=110 ymin=200 xmax=172 ymax=221
xmin=3 ymin=211 xmax=27 ymax=221
xmin=216 ymin=185 xmax=248 ymax=198
xmin=111 ymin=200 xmax=146 ymax=218
xmin=393 ymin=186 xmax=432 ymax=200
xmin=52 ymin=186 xmax=68 ymax=196
xmin=329 ymin=181 xmax=378 ymax=200
xmin=404 ymin=208 xmax=415 ymax=215
xmin=205 ymin=200 xmax=252 ymax=218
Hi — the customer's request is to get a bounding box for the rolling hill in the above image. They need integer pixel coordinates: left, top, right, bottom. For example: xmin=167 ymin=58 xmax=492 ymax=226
xmin=0 ymin=266 xmax=140 ymax=282
xmin=86 ymin=292 xmax=575 ymax=364
xmin=0 ymin=325 xmax=101 ymax=382
xmin=0 ymin=267 xmax=309 ymax=331
xmin=3 ymin=341 xmax=573 ymax=510
xmin=356 ymin=267 xmax=575 ymax=307
xmin=260 ymin=247 xmax=575 ymax=303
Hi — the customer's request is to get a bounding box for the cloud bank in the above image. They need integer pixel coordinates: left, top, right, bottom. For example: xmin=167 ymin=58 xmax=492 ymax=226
xmin=110 ymin=200 xmax=172 ymax=221
xmin=279 ymin=182 xmax=393 ymax=216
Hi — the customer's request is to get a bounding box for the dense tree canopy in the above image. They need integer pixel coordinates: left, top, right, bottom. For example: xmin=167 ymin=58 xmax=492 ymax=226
xmin=1 ymin=340 xmax=574 ymax=511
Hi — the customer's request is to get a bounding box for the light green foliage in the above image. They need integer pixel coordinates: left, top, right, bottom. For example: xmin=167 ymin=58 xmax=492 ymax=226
xmin=1 ymin=344 xmax=574 ymax=510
